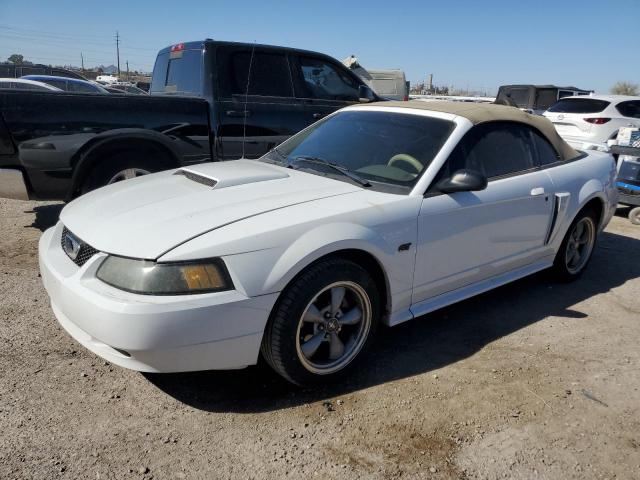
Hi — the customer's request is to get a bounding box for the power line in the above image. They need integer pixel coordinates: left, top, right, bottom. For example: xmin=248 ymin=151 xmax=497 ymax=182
xmin=0 ymin=25 xmax=157 ymax=73
xmin=0 ymin=30 xmax=115 ymax=48
xmin=0 ymin=25 xmax=159 ymax=51
xmin=0 ymin=24 xmax=113 ymax=41
xmin=0 ymin=34 xmax=154 ymax=59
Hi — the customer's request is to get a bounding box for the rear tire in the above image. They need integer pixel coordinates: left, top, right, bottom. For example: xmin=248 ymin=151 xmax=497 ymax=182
xmin=80 ymin=152 xmax=164 ymax=194
xmin=629 ymin=207 xmax=640 ymax=225
xmin=550 ymin=208 xmax=598 ymax=282
xmin=261 ymin=258 xmax=380 ymax=386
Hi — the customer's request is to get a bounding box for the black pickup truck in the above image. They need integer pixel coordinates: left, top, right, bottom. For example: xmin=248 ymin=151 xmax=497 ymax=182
xmin=0 ymin=40 xmax=378 ymax=200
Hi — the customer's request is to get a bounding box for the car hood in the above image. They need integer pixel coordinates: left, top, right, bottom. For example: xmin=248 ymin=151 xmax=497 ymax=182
xmin=60 ymin=160 xmax=361 ymax=259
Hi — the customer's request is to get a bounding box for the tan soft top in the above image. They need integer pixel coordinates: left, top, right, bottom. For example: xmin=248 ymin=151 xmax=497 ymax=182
xmin=363 ymin=100 xmax=579 ymax=160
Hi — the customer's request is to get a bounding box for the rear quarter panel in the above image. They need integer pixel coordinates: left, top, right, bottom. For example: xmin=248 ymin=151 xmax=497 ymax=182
xmin=544 ymin=151 xmax=617 ymax=250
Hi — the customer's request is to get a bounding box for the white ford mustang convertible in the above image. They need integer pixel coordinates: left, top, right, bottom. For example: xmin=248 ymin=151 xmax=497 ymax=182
xmin=39 ymin=101 xmax=618 ymax=385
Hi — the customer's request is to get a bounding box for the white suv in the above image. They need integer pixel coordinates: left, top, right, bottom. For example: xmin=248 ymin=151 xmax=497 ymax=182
xmin=544 ymin=95 xmax=640 ymax=151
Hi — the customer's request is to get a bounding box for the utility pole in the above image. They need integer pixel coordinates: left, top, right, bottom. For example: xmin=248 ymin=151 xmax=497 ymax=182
xmin=115 ymin=30 xmax=121 ymax=78
xmin=126 ymin=60 xmax=129 ymax=82
xmin=80 ymin=52 xmax=84 ymax=72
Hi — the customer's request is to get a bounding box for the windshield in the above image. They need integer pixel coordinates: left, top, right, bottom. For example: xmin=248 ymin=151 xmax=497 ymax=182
xmin=262 ymin=110 xmax=454 ymax=189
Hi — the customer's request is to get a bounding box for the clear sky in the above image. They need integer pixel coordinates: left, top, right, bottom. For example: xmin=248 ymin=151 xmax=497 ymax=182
xmin=0 ymin=0 xmax=638 ymax=94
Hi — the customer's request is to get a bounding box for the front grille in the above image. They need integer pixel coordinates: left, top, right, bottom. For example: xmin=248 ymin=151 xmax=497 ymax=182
xmin=61 ymin=226 xmax=99 ymax=267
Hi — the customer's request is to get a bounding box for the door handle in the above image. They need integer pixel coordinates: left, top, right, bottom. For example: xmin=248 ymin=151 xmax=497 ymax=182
xmin=227 ymin=110 xmax=251 ymax=118
xmin=530 ymin=187 xmax=545 ymax=196
xmin=312 ymin=113 xmax=325 ymax=119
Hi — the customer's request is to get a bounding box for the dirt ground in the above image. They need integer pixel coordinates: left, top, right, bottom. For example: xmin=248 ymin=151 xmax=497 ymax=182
xmin=0 ymin=197 xmax=639 ymax=480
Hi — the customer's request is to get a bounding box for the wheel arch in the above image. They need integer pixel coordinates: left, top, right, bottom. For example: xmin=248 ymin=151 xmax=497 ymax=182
xmin=581 ymin=196 xmax=605 ymax=227
xmin=576 ymin=177 xmax=608 ymax=229
xmin=68 ymin=133 xmax=180 ymax=199
xmin=261 ymin=224 xmax=398 ymax=323
xmin=284 ymin=248 xmax=391 ymax=321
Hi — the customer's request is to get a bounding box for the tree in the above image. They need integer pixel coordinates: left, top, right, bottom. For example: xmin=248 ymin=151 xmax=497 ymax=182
xmin=610 ymin=81 xmax=639 ymax=96
xmin=7 ymin=54 xmax=25 ymax=65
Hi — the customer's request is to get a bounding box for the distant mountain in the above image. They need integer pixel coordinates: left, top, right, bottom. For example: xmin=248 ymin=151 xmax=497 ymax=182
xmin=96 ymin=64 xmax=118 ymax=74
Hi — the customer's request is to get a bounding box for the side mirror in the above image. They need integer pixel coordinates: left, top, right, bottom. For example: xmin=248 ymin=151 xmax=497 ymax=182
xmin=358 ymin=84 xmax=376 ymax=103
xmin=435 ymin=169 xmax=488 ymax=194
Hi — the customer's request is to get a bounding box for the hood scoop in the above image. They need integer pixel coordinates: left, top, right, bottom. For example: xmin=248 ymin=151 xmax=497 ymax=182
xmin=174 ymin=161 xmax=290 ymax=189
xmin=174 ymin=169 xmax=217 ymax=187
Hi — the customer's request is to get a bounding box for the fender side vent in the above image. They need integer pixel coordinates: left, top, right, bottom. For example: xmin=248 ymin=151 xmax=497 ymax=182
xmin=544 ymin=196 xmax=559 ymax=245
xmin=545 ymin=192 xmax=571 ymax=245
xmin=174 ymin=169 xmax=217 ymax=188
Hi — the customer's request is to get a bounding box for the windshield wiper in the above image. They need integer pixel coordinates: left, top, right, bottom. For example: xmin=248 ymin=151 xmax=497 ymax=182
xmin=291 ymin=156 xmax=371 ymax=188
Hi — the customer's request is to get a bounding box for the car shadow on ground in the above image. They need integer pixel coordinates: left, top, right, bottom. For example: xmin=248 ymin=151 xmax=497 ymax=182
xmin=145 ymin=229 xmax=640 ymax=413
xmin=26 ymin=203 xmax=64 ymax=232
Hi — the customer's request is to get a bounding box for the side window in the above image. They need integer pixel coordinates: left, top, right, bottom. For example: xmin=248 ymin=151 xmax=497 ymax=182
xmin=467 ymin=123 xmax=535 ymax=178
xmin=532 ymin=130 xmax=560 ymax=165
xmin=616 ymin=101 xmax=640 ymax=119
xmin=45 ymin=79 xmax=69 ymax=91
xmin=69 ymin=82 xmax=98 ymax=93
xmin=19 ymin=67 xmax=47 ymax=76
xmin=229 ymin=51 xmax=293 ymax=97
xmin=18 ymin=83 xmax=40 ymax=90
xmin=432 ymin=122 xmax=536 ymax=188
xmin=295 ymin=56 xmax=360 ymax=101
xmin=51 ymin=69 xmax=74 ymax=79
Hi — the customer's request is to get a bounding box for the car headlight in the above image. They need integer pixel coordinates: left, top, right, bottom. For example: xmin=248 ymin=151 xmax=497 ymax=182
xmin=96 ymin=256 xmax=233 ymax=295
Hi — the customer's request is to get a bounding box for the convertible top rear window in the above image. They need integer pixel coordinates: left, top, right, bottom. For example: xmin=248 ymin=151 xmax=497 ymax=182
xmin=265 ymin=110 xmax=454 ymax=189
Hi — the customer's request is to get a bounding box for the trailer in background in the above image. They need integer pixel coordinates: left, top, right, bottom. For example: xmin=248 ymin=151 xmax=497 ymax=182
xmin=496 ymin=84 xmax=592 ymax=115
xmin=343 ymin=55 xmax=408 ymax=101
xmin=611 ymin=127 xmax=640 ymax=224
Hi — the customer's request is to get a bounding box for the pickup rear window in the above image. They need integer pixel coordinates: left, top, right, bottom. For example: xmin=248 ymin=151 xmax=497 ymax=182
xmin=547 ymin=98 xmax=610 ymax=114
xmin=151 ymin=49 xmax=203 ymax=96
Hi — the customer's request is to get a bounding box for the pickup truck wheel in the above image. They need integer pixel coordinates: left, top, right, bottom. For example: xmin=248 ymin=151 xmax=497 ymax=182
xmin=551 ymin=208 xmax=597 ymax=282
xmin=629 ymin=207 xmax=640 ymax=225
xmin=107 ymin=167 xmax=150 ymax=184
xmin=80 ymin=153 xmax=161 ymax=194
xmin=261 ymin=258 xmax=380 ymax=386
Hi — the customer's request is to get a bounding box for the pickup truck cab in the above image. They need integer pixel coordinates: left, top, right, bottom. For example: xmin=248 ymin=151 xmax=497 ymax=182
xmin=0 ymin=40 xmax=378 ymax=200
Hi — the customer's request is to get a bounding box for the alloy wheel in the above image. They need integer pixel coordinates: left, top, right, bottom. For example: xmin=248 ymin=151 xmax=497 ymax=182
xmin=295 ymin=281 xmax=372 ymax=374
xmin=565 ymin=216 xmax=596 ymax=274
xmin=107 ymin=168 xmax=150 ymax=184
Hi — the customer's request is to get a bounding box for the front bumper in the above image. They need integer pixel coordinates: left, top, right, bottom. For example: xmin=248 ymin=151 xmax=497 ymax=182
xmin=0 ymin=168 xmax=29 ymax=200
xmin=38 ymin=223 xmax=279 ymax=372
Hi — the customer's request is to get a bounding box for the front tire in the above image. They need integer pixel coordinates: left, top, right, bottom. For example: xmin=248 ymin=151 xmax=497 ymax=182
xmin=551 ymin=208 xmax=598 ymax=281
xmin=261 ymin=258 xmax=380 ymax=386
